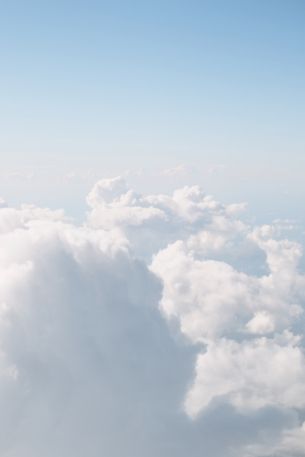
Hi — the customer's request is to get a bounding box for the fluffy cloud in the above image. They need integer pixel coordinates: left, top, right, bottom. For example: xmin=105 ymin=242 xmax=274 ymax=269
xmin=1 ymin=178 xmax=305 ymax=456
xmin=0 ymin=207 xmax=194 ymax=456
xmin=245 ymin=423 xmax=305 ymax=456
xmin=151 ymin=234 xmax=304 ymax=345
xmin=184 ymin=337 xmax=305 ymax=417
xmin=87 ymin=176 xmax=248 ymax=262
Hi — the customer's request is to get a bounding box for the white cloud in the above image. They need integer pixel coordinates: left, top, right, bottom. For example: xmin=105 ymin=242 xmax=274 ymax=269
xmin=246 ymin=311 xmax=275 ymax=335
xmin=87 ymin=176 xmax=248 ymax=262
xmin=184 ymin=337 xmax=305 ymax=418
xmin=0 ymin=198 xmax=7 ymax=208
xmin=87 ymin=176 xmax=165 ymax=230
xmin=0 ymin=206 xmax=194 ymax=456
xmin=161 ymin=164 xmax=187 ymax=177
xmin=1 ymin=177 xmax=305 ymax=456
xmin=244 ymin=422 xmax=305 ymax=456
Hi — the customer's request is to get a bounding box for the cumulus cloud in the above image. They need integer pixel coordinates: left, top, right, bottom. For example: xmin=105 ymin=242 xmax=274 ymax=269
xmin=87 ymin=176 xmax=249 ymax=263
xmin=0 ymin=207 xmax=194 ymax=456
xmin=184 ymin=337 xmax=305 ymax=417
xmin=1 ymin=177 xmax=305 ymax=456
xmin=244 ymin=422 xmax=305 ymax=456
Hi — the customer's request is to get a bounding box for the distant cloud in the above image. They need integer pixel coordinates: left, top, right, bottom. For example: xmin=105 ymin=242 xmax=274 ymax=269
xmin=5 ymin=170 xmax=35 ymax=181
xmin=207 ymin=164 xmax=226 ymax=175
xmin=63 ymin=169 xmax=99 ymax=182
xmin=161 ymin=164 xmax=188 ymax=177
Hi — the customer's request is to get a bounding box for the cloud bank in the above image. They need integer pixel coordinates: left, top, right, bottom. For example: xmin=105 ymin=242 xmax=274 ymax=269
xmin=1 ymin=177 xmax=305 ymax=456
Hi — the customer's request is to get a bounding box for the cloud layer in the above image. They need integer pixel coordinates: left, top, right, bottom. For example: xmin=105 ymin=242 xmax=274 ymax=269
xmin=1 ymin=177 xmax=305 ymax=456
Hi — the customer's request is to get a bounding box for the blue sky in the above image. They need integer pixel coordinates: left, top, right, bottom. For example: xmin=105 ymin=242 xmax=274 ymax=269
xmin=1 ymin=0 xmax=305 ymax=219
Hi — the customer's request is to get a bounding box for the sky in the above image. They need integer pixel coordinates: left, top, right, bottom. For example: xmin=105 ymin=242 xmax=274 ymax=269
xmin=1 ymin=3 xmax=305 ymax=456
xmin=0 ymin=0 xmax=305 ymax=220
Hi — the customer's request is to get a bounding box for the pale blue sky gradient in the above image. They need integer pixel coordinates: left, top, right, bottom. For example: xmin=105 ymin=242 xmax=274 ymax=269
xmin=1 ymin=0 xmax=304 ymax=220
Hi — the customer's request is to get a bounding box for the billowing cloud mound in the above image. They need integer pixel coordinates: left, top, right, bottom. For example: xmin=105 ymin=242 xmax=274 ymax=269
xmin=1 ymin=176 xmax=305 ymax=456
xmin=0 ymin=211 xmax=195 ymax=456
xmin=151 ymin=226 xmax=305 ymax=419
